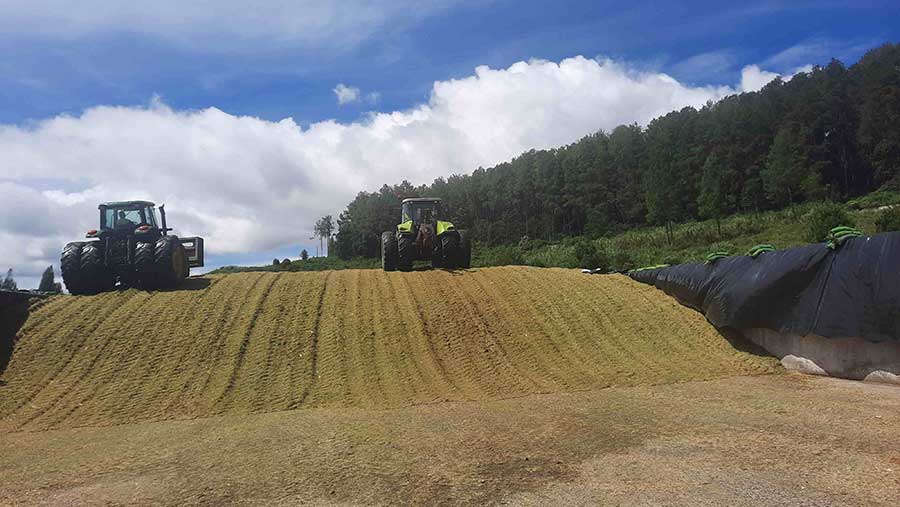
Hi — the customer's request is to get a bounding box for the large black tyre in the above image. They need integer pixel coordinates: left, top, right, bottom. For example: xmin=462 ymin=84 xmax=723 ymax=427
xmin=61 ymin=242 xmax=87 ymax=294
xmin=134 ymin=241 xmax=156 ymax=288
xmin=80 ymin=241 xmax=116 ymax=293
xmin=154 ymin=236 xmax=188 ymax=289
xmin=457 ymin=230 xmax=472 ymax=269
xmin=397 ymin=234 xmax=414 ymax=272
xmin=381 ymin=231 xmax=398 ymax=271
xmin=437 ymin=233 xmax=459 ymax=269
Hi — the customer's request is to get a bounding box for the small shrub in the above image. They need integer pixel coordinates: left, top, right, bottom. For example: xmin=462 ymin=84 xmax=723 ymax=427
xmin=272 ymin=258 xmax=281 ymax=266
xmin=875 ymin=206 xmax=900 ymax=233
xmin=660 ymin=254 xmax=684 ymax=266
xmin=572 ymin=238 xmax=608 ymax=270
xmin=805 ymin=202 xmax=854 ymax=242
xmin=476 ymin=245 xmax=524 ymax=267
xmin=607 ymin=248 xmax=635 ymax=272
xmin=522 ymin=244 xmax=578 ymax=268
xmin=517 ymin=235 xmax=533 ymax=251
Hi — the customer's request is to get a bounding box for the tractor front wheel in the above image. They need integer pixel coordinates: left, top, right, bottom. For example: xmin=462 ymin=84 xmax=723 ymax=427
xmin=381 ymin=231 xmax=398 ymax=271
xmin=398 ymin=234 xmax=414 ymax=272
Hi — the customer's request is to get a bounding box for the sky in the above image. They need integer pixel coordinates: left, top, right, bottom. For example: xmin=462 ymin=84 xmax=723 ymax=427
xmin=1 ymin=0 xmax=898 ymax=289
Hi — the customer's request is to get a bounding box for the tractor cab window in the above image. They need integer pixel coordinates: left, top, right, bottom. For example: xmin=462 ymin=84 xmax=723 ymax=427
xmin=402 ymin=201 xmax=441 ymax=224
xmin=102 ymin=207 xmax=148 ymax=230
xmin=142 ymin=206 xmax=159 ymax=227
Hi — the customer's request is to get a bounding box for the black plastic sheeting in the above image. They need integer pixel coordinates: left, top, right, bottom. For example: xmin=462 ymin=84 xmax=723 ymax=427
xmin=629 ymin=232 xmax=900 ymax=344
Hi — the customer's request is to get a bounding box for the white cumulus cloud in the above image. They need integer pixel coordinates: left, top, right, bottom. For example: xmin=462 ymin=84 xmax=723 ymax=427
xmin=334 ymin=84 xmax=362 ymax=105
xmin=739 ymin=63 xmax=813 ymax=93
xmin=0 ymin=55 xmax=797 ymax=287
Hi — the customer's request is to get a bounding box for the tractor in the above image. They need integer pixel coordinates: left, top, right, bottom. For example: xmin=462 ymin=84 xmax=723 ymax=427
xmin=60 ymin=201 xmax=204 ymax=295
xmin=381 ymin=198 xmax=471 ymax=271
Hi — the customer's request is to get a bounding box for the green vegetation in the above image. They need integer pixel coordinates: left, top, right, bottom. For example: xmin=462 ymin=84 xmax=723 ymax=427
xmin=333 ymin=44 xmax=900 ymax=262
xmin=471 ymin=200 xmax=888 ymax=269
xmin=846 ymin=190 xmax=900 ymax=210
xmin=221 ymin=195 xmax=897 ymax=275
xmin=37 ymin=266 xmax=62 ymax=293
xmin=874 ymin=206 xmax=900 ymax=233
xmin=804 ymin=202 xmax=855 ymax=242
xmin=212 ymin=256 xmax=379 ymax=274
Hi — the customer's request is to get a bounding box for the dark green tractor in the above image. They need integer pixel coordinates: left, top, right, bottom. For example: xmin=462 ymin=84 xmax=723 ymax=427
xmin=60 ymin=201 xmax=204 ymax=295
xmin=381 ymin=198 xmax=471 ymax=271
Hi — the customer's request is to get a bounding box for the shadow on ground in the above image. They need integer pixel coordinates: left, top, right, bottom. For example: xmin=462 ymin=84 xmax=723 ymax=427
xmin=720 ymin=327 xmax=774 ymax=358
xmin=0 ymin=299 xmax=29 ymax=377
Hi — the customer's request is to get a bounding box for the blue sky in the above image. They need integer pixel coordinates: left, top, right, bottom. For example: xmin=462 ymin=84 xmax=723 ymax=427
xmin=2 ymin=1 xmax=896 ymax=126
xmin=1 ymin=0 xmax=898 ymax=287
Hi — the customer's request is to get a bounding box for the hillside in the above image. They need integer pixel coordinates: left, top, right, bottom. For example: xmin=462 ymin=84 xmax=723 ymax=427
xmin=0 ymin=267 xmax=779 ymax=431
xmin=334 ymin=43 xmax=900 ymax=259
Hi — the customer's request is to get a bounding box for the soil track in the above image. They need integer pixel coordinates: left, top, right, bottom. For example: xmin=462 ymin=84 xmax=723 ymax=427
xmin=2 ymin=375 xmax=898 ymax=506
xmin=0 ymin=267 xmax=779 ymax=431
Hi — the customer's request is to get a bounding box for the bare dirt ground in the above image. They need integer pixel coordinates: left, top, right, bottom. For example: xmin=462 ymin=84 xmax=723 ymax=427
xmin=1 ymin=267 xmax=897 ymax=505
xmin=1 ymin=374 xmax=898 ymax=506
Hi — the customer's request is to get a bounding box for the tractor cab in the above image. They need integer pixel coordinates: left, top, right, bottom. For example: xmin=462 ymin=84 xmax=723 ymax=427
xmin=401 ymin=198 xmax=442 ymax=229
xmin=97 ymin=201 xmax=163 ymax=236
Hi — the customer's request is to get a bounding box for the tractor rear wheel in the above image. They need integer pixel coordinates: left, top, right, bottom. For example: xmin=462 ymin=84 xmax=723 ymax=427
xmin=134 ymin=241 xmax=156 ymax=288
xmin=80 ymin=242 xmax=115 ymax=294
xmin=61 ymin=242 xmax=87 ymax=294
xmin=457 ymin=230 xmax=472 ymax=269
xmin=438 ymin=233 xmax=459 ymax=268
xmin=154 ymin=236 xmax=188 ymax=289
xmin=381 ymin=231 xmax=397 ymax=271
xmin=398 ymin=234 xmax=414 ymax=272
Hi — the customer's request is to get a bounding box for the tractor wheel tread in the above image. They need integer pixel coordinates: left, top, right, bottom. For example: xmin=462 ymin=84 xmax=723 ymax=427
xmin=397 ymin=234 xmax=414 ymax=272
xmin=381 ymin=231 xmax=398 ymax=271
xmin=80 ymin=242 xmax=115 ymax=294
xmin=457 ymin=230 xmax=472 ymax=269
xmin=61 ymin=242 xmax=86 ymax=294
xmin=134 ymin=241 xmax=156 ymax=288
xmin=154 ymin=236 xmax=187 ymax=289
xmin=439 ymin=233 xmax=458 ymax=268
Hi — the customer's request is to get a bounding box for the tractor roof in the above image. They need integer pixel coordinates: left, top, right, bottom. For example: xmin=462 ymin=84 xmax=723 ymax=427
xmin=99 ymin=200 xmax=156 ymax=209
xmin=401 ymin=197 xmax=442 ymax=204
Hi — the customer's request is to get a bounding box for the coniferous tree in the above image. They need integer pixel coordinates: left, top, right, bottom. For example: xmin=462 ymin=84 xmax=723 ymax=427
xmin=38 ymin=266 xmax=57 ymax=292
xmin=1 ymin=269 xmax=16 ymax=291
xmin=328 ymin=44 xmax=900 ymax=259
xmin=697 ymin=152 xmax=735 ymax=237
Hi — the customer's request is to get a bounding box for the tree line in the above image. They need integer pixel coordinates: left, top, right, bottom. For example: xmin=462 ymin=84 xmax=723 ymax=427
xmin=334 ymin=43 xmax=900 ymax=259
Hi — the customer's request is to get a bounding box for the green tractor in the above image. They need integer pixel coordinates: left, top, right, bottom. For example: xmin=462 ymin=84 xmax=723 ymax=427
xmin=61 ymin=201 xmax=204 ymax=295
xmin=381 ymin=198 xmax=471 ymax=271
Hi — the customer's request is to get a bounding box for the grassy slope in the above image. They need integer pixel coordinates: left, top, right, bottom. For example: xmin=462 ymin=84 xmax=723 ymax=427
xmin=480 ymin=191 xmax=900 ymax=270
xmin=0 ymin=267 xmax=779 ymax=431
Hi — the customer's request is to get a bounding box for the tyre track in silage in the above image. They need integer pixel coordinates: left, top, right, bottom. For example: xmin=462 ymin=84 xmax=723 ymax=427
xmin=212 ymin=273 xmax=282 ymax=412
xmin=9 ymin=291 xmax=145 ymax=431
xmin=0 ymin=268 xmax=783 ymax=431
xmin=291 ymin=271 xmax=331 ymax=408
xmin=395 ymin=272 xmax=461 ymax=399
